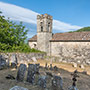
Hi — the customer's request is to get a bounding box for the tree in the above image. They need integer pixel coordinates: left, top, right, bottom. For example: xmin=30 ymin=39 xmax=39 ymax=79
xmin=0 ymin=11 xmax=28 ymax=51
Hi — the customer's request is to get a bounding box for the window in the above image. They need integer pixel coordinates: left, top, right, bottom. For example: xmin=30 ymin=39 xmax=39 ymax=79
xmin=34 ymin=44 xmax=36 ymax=48
xmin=40 ymin=22 xmax=43 ymax=32
xmin=41 ymin=26 xmax=43 ymax=32
xmin=48 ymin=22 xmax=51 ymax=31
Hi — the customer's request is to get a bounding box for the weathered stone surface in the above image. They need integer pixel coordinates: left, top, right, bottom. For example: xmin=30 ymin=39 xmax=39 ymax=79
xmin=52 ymin=75 xmax=63 ymax=90
xmin=10 ymin=86 xmax=28 ymax=90
xmin=37 ymin=14 xmax=52 ymax=54
xmin=38 ymin=75 xmax=47 ymax=88
xmin=0 ymin=55 xmax=6 ymax=70
xmin=11 ymin=62 xmax=17 ymax=68
xmin=68 ymin=86 xmax=78 ymax=90
xmin=34 ymin=64 xmax=40 ymax=74
xmin=27 ymin=64 xmax=35 ymax=84
xmin=16 ymin=64 xmax=27 ymax=81
xmin=0 ymin=53 xmax=46 ymax=65
xmin=10 ymin=54 xmax=18 ymax=64
xmin=51 ymin=42 xmax=90 ymax=65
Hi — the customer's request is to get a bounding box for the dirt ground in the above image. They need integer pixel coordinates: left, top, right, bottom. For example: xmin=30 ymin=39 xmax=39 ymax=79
xmin=0 ymin=60 xmax=90 ymax=90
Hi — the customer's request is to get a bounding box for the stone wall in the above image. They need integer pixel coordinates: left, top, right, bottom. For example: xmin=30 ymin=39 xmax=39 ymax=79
xmin=50 ymin=42 xmax=90 ymax=65
xmin=28 ymin=41 xmax=37 ymax=49
xmin=37 ymin=32 xmax=52 ymax=54
xmin=0 ymin=53 xmax=46 ymax=64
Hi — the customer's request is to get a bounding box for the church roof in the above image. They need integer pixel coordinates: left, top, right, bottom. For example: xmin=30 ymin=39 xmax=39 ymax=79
xmin=28 ymin=32 xmax=90 ymax=42
xmin=29 ymin=35 xmax=37 ymax=42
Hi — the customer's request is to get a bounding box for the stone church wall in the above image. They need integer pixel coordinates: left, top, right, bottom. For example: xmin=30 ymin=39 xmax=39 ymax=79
xmin=28 ymin=42 xmax=37 ymax=49
xmin=50 ymin=42 xmax=90 ymax=65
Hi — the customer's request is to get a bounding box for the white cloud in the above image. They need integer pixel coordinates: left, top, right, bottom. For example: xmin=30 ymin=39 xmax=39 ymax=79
xmin=0 ymin=1 xmax=82 ymax=32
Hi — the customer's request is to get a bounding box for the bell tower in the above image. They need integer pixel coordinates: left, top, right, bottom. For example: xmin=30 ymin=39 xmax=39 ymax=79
xmin=37 ymin=14 xmax=53 ymax=54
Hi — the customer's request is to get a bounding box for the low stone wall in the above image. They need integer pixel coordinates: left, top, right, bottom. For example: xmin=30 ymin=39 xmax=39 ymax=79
xmin=0 ymin=53 xmax=46 ymax=64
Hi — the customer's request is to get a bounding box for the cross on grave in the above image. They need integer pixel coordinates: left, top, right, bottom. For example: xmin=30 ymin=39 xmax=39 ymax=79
xmin=68 ymin=70 xmax=79 ymax=90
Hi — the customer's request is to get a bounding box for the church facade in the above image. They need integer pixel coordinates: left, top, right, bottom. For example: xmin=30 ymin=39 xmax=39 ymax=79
xmin=28 ymin=14 xmax=90 ymax=59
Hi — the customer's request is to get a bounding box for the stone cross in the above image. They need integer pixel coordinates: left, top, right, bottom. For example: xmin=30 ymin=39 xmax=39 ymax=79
xmin=68 ymin=70 xmax=79 ymax=90
xmin=26 ymin=64 xmax=35 ymax=84
xmin=16 ymin=64 xmax=27 ymax=82
xmin=52 ymin=75 xmax=63 ymax=90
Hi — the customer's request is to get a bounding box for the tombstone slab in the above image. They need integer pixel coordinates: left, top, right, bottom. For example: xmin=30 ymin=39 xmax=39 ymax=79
xmin=27 ymin=64 xmax=35 ymax=84
xmin=34 ymin=64 xmax=40 ymax=74
xmin=38 ymin=75 xmax=47 ymax=88
xmin=16 ymin=64 xmax=27 ymax=81
xmin=0 ymin=55 xmax=6 ymax=70
xmin=52 ymin=75 xmax=63 ymax=90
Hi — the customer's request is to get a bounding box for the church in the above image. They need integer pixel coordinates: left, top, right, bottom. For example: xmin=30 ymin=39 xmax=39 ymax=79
xmin=28 ymin=14 xmax=90 ymax=57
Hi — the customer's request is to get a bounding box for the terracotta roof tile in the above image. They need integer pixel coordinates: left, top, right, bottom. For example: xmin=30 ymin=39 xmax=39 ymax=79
xmin=28 ymin=35 xmax=37 ymax=41
xmin=51 ymin=32 xmax=90 ymax=41
xmin=29 ymin=32 xmax=90 ymax=42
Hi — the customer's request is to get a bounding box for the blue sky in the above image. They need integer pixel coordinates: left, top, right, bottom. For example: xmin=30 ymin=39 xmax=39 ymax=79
xmin=0 ymin=0 xmax=90 ymax=38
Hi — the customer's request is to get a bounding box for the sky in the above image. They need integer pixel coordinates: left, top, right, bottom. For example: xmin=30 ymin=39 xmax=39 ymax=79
xmin=0 ymin=0 xmax=90 ymax=38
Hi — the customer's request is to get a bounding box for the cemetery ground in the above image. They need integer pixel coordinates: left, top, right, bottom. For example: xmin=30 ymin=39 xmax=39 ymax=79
xmin=0 ymin=60 xmax=90 ymax=90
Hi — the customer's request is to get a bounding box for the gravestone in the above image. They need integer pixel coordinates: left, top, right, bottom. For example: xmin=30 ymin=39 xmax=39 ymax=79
xmin=10 ymin=86 xmax=28 ymax=90
xmin=38 ymin=75 xmax=47 ymax=88
xmin=0 ymin=55 xmax=6 ymax=70
xmin=53 ymin=66 xmax=58 ymax=71
xmin=16 ymin=64 xmax=27 ymax=81
xmin=45 ymin=63 xmax=48 ymax=69
xmin=34 ymin=64 xmax=40 ymax=74
xmin=27 ymin=64 xmax=35 ymax=84
xmin=10 ymin=54 xmax=18 ymax=68
xmin=50 ymin=64 xmax=53 ymax=70
xmin=52 ymin=75 xmax=63 ymax=90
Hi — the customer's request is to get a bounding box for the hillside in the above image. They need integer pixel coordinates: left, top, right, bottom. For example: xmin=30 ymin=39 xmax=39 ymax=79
xmin=70 ymin=27 xmax=90 ymax=32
